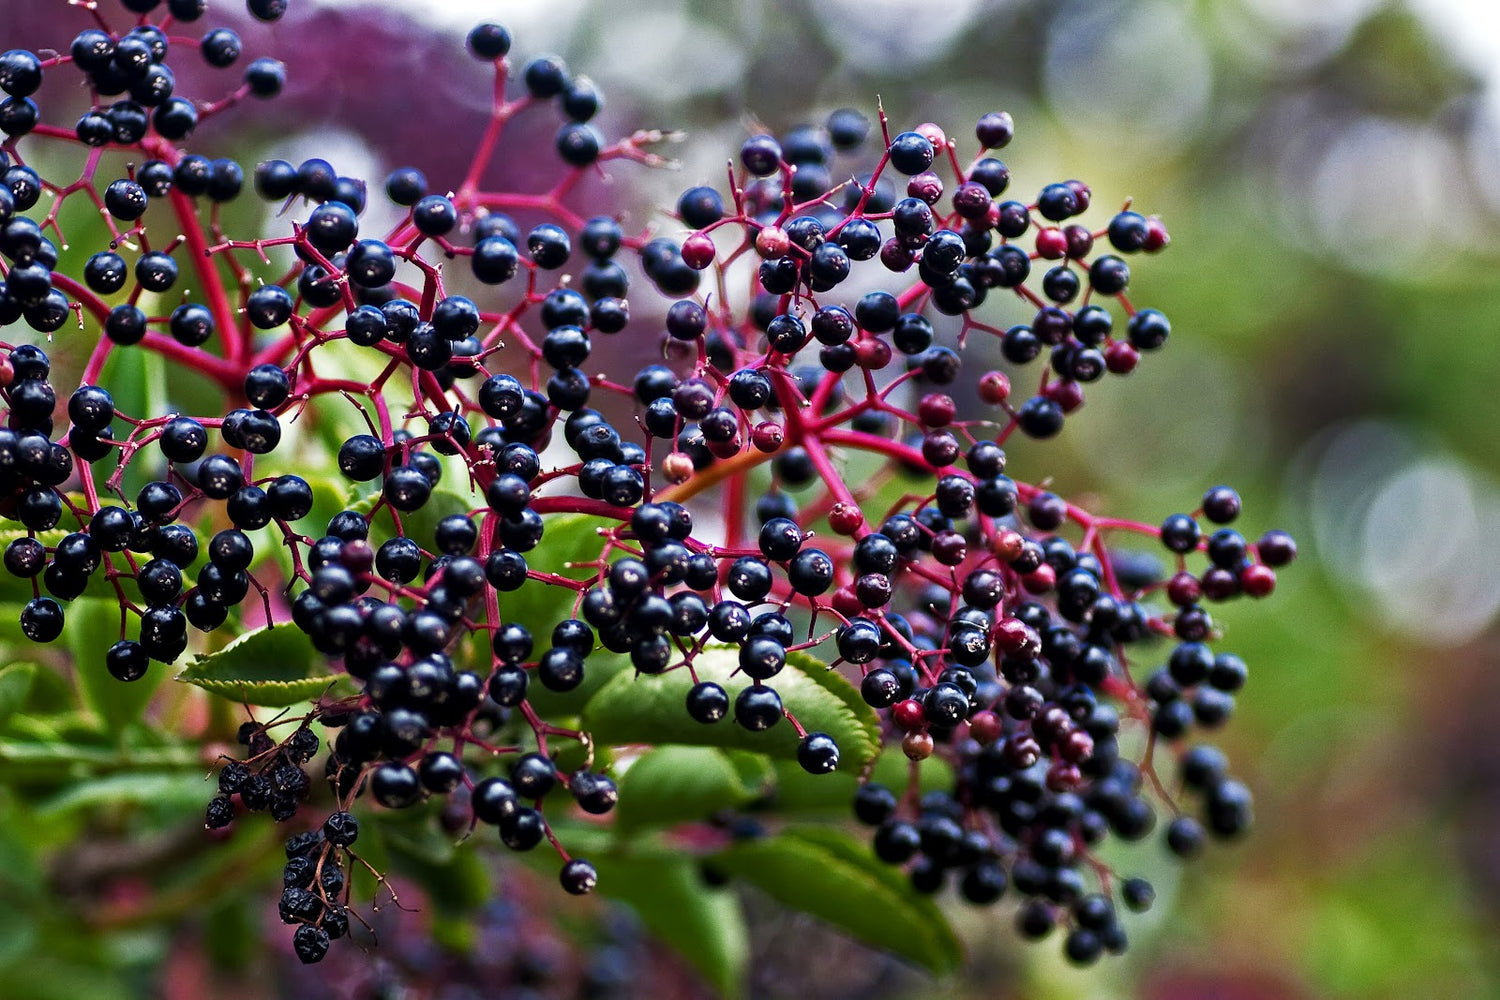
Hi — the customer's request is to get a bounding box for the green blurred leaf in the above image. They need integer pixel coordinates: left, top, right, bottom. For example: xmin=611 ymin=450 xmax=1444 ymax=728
xmin=68 ymin=598 xmax=163 ymax=732
xmin=0 ymin=736 xmax=198 ymax=784
xmin=760 ymin=750 xmax=952 ymax=816
xmin=582 ymin=646 xmax=881 ymax=771
xmin=34 ymin=771 xmax=207 ymax=817
xmin=176 ymin=623 xmax=335 ymax=707
xmin=372 ymin=808 xmax=488 ymax=914
xmin=614 ymin=745 xmax=763 ymax=833
xmin=709 ymin=826 xmax=962 ymax=975
xmin=592 ymin=852 xmax=748 ymax=998
xmin=0 ymin=661 xmax=37 ymax=729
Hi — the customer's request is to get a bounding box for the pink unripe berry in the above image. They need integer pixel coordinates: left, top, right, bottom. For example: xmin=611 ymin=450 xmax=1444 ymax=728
xmin=915 ymin=122 xmax=946 ymax=148
xmin=682 ymin=232 xmax=716 ymax=270
xmin=662 ymin=452 xmax=694 ymax=483
xmin=828 ymin=501 xmax=864 ymax=535
xmin=1022 ymin=563 xmax=1056 ymax=594
xmin=1046 ymin=379 xmax=1085 ymax=413
xmin=978 ymin=370 xmax=1011 ymax=404
xmin=892 ymin=698 xmax=925 ymax=731
xmin=907 ymin=171 xmax=943 ymax=205
xmin=1035 ymin=227 xmax=1068 ymax=260
xmin=1241 ymin=563 xmax=1276 ymax=598
xmin=755 ymin=226 xmax=790 ymax=258
xmin=918 ymin=392 xmax=955 ymax=427
xmin=751 ymin=421 xmax=783 ymax=452
xmin=1105 ymin=341 xmax=1139 ymax=374
xmin=854 ymin=337 xmax=892 ymax=370
xmin=968 ymin=711 xmax=1002 ymax=746
xmin=1144 ymin=215 xmax=1170 ymax=252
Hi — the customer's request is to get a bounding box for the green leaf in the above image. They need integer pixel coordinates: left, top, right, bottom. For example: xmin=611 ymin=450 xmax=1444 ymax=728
xmin=368 ymin=806 xmax=488 ymax=917
xmin=591 ymin=853 xmax=748 ymax=998
xmin=176 ymin=624 xmax=335 ymax=707
xmin=760 ymin=751 xmax=953 ymax=816
xmin=614 ymin=746 xmax=763 ymax=833
xmin=0 ymin=661 xmax=36 ymax=729
xmin=34 ymin=771 xmax=208 ymax=818
xmin=582 ymin=646 xmax=881 ymax=771
xmin=709 ymin=826 xmax=962 ymax=975
xmin=68 ymin=598 xmax=163 ymax=732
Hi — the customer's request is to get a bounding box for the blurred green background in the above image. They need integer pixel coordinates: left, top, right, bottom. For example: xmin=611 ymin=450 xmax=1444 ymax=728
xmin=7 ymin=0 xmax=1500 ymax=997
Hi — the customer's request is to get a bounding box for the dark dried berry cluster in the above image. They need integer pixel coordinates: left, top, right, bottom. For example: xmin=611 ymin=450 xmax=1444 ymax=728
xmin=0 ymin=0 xmax=1295 ymax=970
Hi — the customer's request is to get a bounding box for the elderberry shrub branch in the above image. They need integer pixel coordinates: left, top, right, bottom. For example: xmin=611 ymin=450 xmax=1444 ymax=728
xmin=0 ymin=0 xmax=1299 ymax=975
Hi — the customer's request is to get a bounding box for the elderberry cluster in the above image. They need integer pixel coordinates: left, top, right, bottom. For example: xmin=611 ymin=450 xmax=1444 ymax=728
xmin=0 ymin=0 xmax=1296 ymax=972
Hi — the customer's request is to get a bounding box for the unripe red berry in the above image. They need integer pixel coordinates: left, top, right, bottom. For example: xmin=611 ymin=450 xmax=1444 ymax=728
xmin=880 ymin=238 xmax=914 ymax=272
xmin=979 ymin=370 xmax=1012 ymax=404
xmin=892 ymin=698 xmax=925 ymax=731
xmin=706 ymin=434 xmax=742 ymax=459
xmin=1105 ymin=340 xmax=1139 ymax=374
xmin=662 ymin=452 xmax=694 ymax=483
xmin=907 ymin=172 xmax=943 ymax=205
xmin=1060 ymin=729 xmax=1094 ymax=764
xmin=931 ymin=531 xmax=967 ymax=566
xmin=969 ymin=710 xmax=1002 ymax=745
xmin=902 ymin=730 xmax=935 ymax=761
xmin=831 ymin=585 xmax=862 ymax=617
xmin=994 ymin=616 xmax=1039 ymax=655
xmin=854 ymin=337 xmax=892 ymax=370
xmin=828 ymin=501 xmax=864 ymax=535
xmin=990 ymin=528 xmax=1025 ymax=562
xmin=1144 ymin=215 xmax=1170 ymax=251
xmin=752 ymin=421 xmax=783 ymax=452
xmin=1167 ymin=570 xmax=1201 ymax=606
xmin=1046 ymin=760 xmax=1082 ymax=791
xmin=1046 ymin=379 xmax=1085 ymax=413
xmin=1035 ymin=227 xmax=1068 ymax=260
xmin=756 ymin=226 xmax=790 ymax=258
xmin=1064 ymin=179 xmax=1091 ymax=212
xmin=915 ymin=122 xmax=946 ymax=148
xmin=1240 ymin=563 xmax=1276 ymax=598
xmin=682 ymin=232 xmax=716 ymax=270
xmin=1022 ymin=563 xmax=1056 ymax=593
xmin=918 ymin=393 xmax=955 ymax=427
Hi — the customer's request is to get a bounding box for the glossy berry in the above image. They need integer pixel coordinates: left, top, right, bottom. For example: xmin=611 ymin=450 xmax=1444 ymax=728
xmin=796 ymin=732 xmax=840 ymax=774
xmin=734 ymin=685 xmax=782 ymax=731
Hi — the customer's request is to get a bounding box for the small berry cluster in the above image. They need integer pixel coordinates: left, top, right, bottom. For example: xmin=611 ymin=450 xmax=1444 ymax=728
xmin=0 ymin=0 xmax=1295 ymax=970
